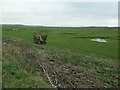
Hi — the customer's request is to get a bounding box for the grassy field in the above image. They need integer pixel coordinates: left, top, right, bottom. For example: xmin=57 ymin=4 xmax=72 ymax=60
xmin=2 ymin=37 xmax=52 ymax=88
xmin=3 ymin=26 xmax=118 ymax=60
xmin=2 ymin=26 xmax=119 ymax=88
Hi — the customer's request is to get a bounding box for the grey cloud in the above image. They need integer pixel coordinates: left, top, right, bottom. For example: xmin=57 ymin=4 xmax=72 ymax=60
xmin=2 ymin=1 xmax=118 ymax=26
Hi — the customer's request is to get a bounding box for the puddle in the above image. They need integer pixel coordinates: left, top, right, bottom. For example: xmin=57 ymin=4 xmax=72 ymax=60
xmin=12 ymin=29 xmax=19 ymax=31
xmin=73 ymin=36 xmax=119 ymax=40
xmin=90 ymin=39 xmax=107 ymax=43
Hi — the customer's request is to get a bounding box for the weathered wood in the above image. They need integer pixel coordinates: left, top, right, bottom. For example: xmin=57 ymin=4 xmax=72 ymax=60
xmin=33 ymin=32 xmax=38 ymax=44
xmin=42 ymin=34 xmax=48 ymax=44
xmin=33 ymin=32 xmax=47 ymax=44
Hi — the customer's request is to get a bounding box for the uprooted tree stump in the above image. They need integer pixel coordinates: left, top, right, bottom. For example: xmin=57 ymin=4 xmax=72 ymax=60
xmin=33 ymin=32 xmax=48 ymax=44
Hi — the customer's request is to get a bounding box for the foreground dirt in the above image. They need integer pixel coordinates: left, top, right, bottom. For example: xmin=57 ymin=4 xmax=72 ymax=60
xmin=2 ymin=39 xmax=118 ymax=88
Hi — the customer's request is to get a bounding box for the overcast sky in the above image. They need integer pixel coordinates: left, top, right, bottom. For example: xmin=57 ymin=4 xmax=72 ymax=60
xmin=1 ymin=0 xmax=118 ymax=26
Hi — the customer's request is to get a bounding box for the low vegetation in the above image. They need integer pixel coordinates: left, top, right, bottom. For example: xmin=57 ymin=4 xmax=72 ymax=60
xmin=2 ymin=26 xmax=119 ymax=88
xmin=2 ymin=37 xmax=52 ymax=88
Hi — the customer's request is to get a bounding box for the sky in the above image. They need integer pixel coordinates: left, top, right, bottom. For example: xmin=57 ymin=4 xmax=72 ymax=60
xmin=1 ymin=0 xmax=119 ymax=26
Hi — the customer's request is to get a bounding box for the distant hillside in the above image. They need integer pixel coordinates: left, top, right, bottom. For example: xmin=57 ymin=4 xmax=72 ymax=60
xmin=0 ymin=24 xmax=118 ymax=28
xmin=1 ymin=24 xmax=25 ymax=27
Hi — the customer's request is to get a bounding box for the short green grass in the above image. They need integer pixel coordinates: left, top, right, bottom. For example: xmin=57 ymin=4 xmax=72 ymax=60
xmin=2 ymin=26 xmax=119 ymax=88
xmin=2 ymin=35 xmax=118 ymax=88
xmin=2 ymin=37 xmax=52 ymax=88
xmin=3 ymin=58 xmax=51 ymax=88
xmin=3 ymin=26 xmax=118 ymax=61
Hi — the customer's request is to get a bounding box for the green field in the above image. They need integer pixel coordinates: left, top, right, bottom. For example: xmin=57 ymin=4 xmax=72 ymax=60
xmin=2 ymin=26 xmax=119 ymax=88
xmin=3 ymin=26 xmax=118 ymax=60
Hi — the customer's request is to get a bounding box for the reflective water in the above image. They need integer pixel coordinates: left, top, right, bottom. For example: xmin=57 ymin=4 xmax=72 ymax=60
xmin=90 ymin=39 xmax=107 ymax=43
xmin=12 ymin=29 xmax=19 ymax=31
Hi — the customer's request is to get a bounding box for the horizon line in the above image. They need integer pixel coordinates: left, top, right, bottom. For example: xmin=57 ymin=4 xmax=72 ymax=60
xmin=0 ymin=23 xmax=118 ymax=27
